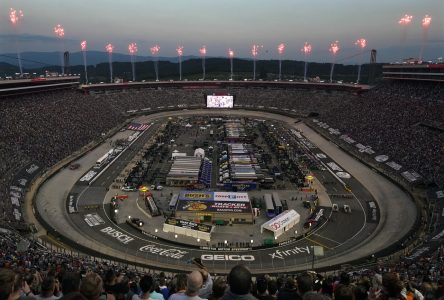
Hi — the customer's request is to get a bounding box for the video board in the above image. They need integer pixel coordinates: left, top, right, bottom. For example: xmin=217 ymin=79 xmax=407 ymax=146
xmin=206 ymin=95 xmax=234 ymax=108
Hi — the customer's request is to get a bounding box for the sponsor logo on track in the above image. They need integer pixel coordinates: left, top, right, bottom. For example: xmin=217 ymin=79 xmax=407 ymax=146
xmin=201 ymin=254 xmax=255 ymax=261
xmin=139 ymin=244 xmax=188 ymax=259
xmin=269 ymin=246 xmax=311 ymax=260
xmin=100 ymin=226 xmax=134 ymax=244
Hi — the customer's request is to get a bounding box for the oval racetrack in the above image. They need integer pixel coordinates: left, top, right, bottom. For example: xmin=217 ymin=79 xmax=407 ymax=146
xmin=33 ymin=109 xmax=417 ymax=274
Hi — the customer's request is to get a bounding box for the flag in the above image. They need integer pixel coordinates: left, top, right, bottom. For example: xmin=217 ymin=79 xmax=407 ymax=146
xmin=128 ymin=123 xmax=150 ymax=131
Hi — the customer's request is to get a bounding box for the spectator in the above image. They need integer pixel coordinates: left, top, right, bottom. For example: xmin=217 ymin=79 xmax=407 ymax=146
xmin=60 ymin=272 xmax=81 ymax=299
xmin=79 ymin=273 xmax=104 ymax=300
xmin=207 ymin=277 xmax=226 ymax=300
xmin=220 ymin=265 xmax=257 ymax=300
xmin=334 ymin=284 xmax=355 ymax=300
xmin=255 ymin=276 xmax=273 ymax=300
xmin=296 ymin=273 xmax=314 ymax=299
xmin=169 ymin=271 xmax=206 ymax=300
xmin=132 ymin=275 xmax=153 ymax=300
xmin=276 ymin=277 xmax=300 ymax=300
xmin=36 ymin=276 xmax=60 ymax=300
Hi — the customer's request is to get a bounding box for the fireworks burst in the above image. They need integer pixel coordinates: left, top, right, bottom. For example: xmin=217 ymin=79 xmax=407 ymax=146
xmin=53 ymin=24 xmax=65 ymax=74
xmin=176 ymin=46 xmax=184 ymax=80
xmin=355 ymin=38 xmax=367 ymax=49
xmin=150 ymin=45 xmax=160 ymax=56
xmin=80 ymin=41 xmax=88 ymax=83
xmin=176 ymin=46 xmax=184 ymax=57
xmin=150 ymin=45 xmax=160 ymax=81
xmin=301 ymin=42 xmax=312 ymax=82
xmin=105 ymin=43 xmax=114 ymax=83
xmin=277 ymin=43 xmax=285 ymax=55
xmin=251 ymin=44 xmax=261 ymax=57
xmin=228 ymin=49 xmax=234 ymax=58
xmin=329 ymin=41 xmax=340 ymax=56
xmin=251 ymin=44 xmax=262 ymax=80
xmin=199 ymin=46 xmax=207 ymax=56
xmin=355 ymin=38 xmax=367 ymax=84
xmin=422 ymin=15 xmax=432 ymax=28
xmin=128 ymin=43 xmax=138 ymax=54
xmin=53 ymin=24 xmax=65 ymax=38
xmin=106 ymin=43 xmax=114 ymax=54
xmin=9 ymin=8 xmax=24 ymax=25
xmin=329 ymin=41 xmax=340 ymax=83
xmin=302 ymin=42 xmax=312 ymax=55
xmin=420 ymin=15 xmax=432 ymax=61
xmin=199 ymin=46 xmax=207 ymax=80
xmin=277 ymin=43 xmax=286 ymax=80
xmin=398 ymin=14 xmax=413 ymax=26
xmin=128 ymin=43 xmax=138 ymax=81
xmin=80 ymin=40 xmax=87 ymax=51
xmin=9 ymin=8 xmax=24 ymax=76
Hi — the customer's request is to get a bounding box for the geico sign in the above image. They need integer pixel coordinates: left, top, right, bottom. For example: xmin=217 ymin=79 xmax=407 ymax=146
xmin=201 ymin=254 xmax=255 ymax=261
xmin=100 ymin=226 xmax=134 ymax=244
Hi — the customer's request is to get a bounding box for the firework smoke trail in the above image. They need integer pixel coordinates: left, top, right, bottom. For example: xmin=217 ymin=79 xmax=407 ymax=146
xmin=9 ymin=8 xmax=24 ymax=76
xmin=128 ymin=43 xmax=138 ymax=81
xmin=200 ymin=46 xmax=207 ymax=80
xmin=301 ymin=42 xmax=312 ymax=82
xmin=81 ymin=40 xmax=88 ymax=83
xmin=251 ymin=44 xmax=260 ymax=80
xmin=53 ymin=24 xmax=65 ymax=74
xmin=105 ymin=43 xmax=114 ymax=83
xmin=355 ymin=38 xmax=367 ymax=84
xmin=420 ymin=15 xmax=432 ymax=61
xmin=329 ymin=41 xmax=340 ymax=83
xmin=398 ymin=14 xmax=413 ymax=61
xmin=150 ymin=45 xmax=160 ymax=81
xmin=277 ymin=43 xmax=285 ymax=80
xmin=176 ymin=46 xmax=184 ymax=80
xmin=228 ymin=49 xmax=234 ymax=80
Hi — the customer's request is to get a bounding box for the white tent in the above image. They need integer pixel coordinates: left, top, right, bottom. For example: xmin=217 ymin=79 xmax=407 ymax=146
xmin=261 ymin=209 xmax=300 ymax=239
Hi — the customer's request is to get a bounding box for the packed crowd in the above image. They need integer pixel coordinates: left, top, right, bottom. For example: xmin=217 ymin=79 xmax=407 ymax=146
xmin=1 ymin=229 xmax=444 ymax=300
xmin=0 ymin=81 xmax=442 ymax=229
xmin=0 ymin=91 xmax=124 ymax=228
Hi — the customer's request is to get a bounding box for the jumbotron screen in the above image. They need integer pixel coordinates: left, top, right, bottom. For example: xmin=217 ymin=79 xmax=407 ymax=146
xmin=206 ymin=95 xmax=234 ymax=108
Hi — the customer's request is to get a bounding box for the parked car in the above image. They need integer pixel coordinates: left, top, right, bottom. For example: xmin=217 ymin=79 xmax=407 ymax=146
xmin=121 ymin=186 xmax=138 ymax=192
xmin=69 ymin=163 xmax=80 ymax=170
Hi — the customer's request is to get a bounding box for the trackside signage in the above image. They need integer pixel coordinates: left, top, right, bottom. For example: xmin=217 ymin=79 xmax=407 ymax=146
xmin=139 ymin=244 xmax=188 ymax=259
xmin=100 ymin=226 xmax=134 ymax=244
xmin=201 ymin=254 xmax=255 ymax=261
xmin=269 ymin=246 xmax=311 ymax=260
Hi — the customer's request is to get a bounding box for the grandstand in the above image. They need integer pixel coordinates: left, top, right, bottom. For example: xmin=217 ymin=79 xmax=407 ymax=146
xmin=0 ymin=75 xmax=442 ymax=300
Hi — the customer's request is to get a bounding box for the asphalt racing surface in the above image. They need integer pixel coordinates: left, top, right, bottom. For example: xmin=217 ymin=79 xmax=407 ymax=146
xmin=34 ymin=110 xmax=417 ymax=274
